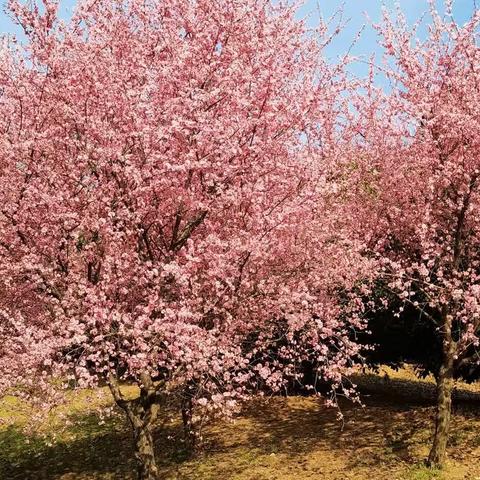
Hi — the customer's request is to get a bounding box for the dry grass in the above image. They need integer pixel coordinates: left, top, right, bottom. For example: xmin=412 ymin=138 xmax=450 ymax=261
xmin=2 ymin=367 xmax=480 ymax=480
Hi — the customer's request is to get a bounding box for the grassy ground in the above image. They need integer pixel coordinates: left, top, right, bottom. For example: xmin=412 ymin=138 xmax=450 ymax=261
xmin=2 ymin=367 xmax=480 ymax=480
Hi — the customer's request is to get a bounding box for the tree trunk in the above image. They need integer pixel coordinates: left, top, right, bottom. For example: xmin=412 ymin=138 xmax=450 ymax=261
xmin=427 ymin=312 xmax=455 ymax=468
xmin=133 ymin=421 xmax=159 ymax=480
xmin=181 ymin=394 xmax=196 ymax=451
xmin=108 ymin=372 xmax=162 ymax=480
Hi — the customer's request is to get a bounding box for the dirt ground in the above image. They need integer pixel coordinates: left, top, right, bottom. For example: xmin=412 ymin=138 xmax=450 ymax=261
xmin=2 ymin=367 xmax=480 ymax=480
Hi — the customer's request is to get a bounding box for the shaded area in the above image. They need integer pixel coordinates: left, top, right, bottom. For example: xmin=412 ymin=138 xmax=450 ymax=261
xmin=0 ymin=412 xmax=135 ymax=480
xmin=0 ymin=409 xmax=192 ymax=480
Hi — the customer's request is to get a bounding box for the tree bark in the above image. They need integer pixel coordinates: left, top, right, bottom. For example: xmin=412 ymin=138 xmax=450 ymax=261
xmin=427 ymin=312 xmax=455 ymax=468
xmin=108 ymin=372 xmax=161 ymax=480
xmin=132 ymin=420 xmax=159 ymax=480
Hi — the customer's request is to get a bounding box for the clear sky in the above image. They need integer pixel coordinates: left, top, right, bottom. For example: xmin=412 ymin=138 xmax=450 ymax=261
xmin=298 ymin=0 xmax=477 ymax=79
xmin=0 ymin=0 xmax=478 ymax=83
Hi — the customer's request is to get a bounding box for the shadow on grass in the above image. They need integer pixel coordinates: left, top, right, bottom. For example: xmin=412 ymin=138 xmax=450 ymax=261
xmin=0 ymin=408 xmax=193 ymax=480
xmin=2 ymin=373 xmax=480 ymax=480
xmin=0 ymin=411 xmax=133 ymax=480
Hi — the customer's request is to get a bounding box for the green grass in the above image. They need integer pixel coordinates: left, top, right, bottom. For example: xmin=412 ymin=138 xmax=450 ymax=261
xmin=404 ymin=465 xmax=443 ymax=480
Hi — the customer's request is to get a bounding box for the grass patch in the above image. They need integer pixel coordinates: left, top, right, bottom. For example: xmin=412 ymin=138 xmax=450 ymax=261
xmin=404 ymin=464 xmax=443 ymax=480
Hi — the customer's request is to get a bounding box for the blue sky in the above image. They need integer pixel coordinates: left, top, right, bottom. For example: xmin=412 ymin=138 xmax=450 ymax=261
xmin=298 ymin=1 xmax=477 ymax=79
xmin=0 ymin=0 xmax=477 ymax=83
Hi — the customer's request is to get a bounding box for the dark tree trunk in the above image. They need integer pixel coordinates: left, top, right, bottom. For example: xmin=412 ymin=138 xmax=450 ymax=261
xmin=181 ymin=387 xmax=196 ymax=450
xmin=108 ymin=372 xmax=161 ymax=480
xmin=427 ymin=312 xmax=455 ymax=468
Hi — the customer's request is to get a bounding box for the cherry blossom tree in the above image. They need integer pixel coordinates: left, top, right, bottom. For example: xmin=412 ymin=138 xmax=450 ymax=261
xmin=346 ymin=2 xmax=480 ymax=467
xmin=0 ymin=1 xmax=372 ymax=478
